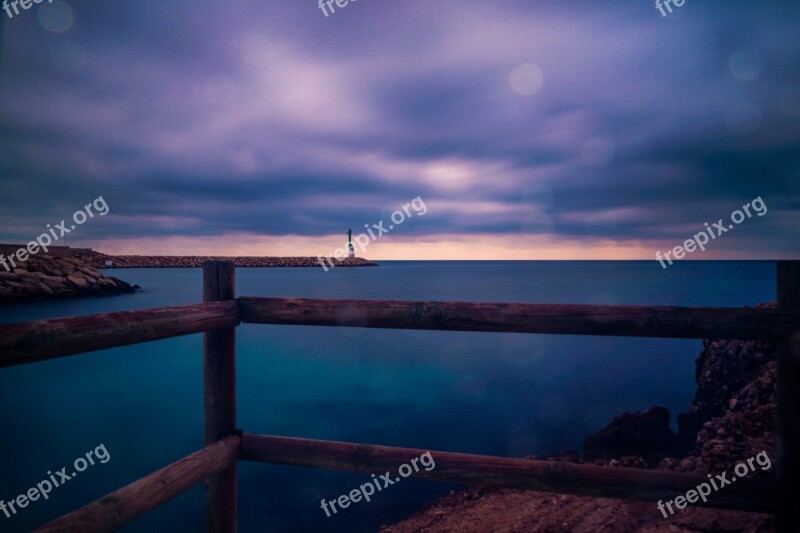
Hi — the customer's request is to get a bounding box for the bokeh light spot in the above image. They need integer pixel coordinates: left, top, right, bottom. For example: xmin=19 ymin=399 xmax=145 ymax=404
xmin=509 ymin=63 xmax=544 ymax=95
xmin=38 ymin=1 xmax=74 ymax=34
xmin=727 ymin=47 xmax=764 ymax=82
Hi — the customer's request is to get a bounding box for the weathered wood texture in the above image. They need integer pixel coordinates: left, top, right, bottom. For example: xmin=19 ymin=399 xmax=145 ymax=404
xmin=777 ymin=260 xmax=800 ymax=531
xmin=203 ymin=261 xmax=237 ymax=533
xmin=0 ymin=301 xmax=240 ymax=368
xmin=241 ymin=433 xmax=783 ymax=514
xmin=35 ymin=435 xmax=241 ymax=533
xmin=239 ymin=297 xmax=800 ymax=340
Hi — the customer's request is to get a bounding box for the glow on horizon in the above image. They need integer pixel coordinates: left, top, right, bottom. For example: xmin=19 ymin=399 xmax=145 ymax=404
xmin=69 ymin=233 xmax=786 ymax=260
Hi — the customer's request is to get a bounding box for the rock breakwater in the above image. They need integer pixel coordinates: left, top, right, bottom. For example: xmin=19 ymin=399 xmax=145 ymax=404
xmin=0 ymin=255 xmax=138 ymax=302
xmin=86 ymin=254 xmax=378 ymax=268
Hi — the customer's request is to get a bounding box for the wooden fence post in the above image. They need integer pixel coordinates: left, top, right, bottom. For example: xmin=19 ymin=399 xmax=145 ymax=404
xmin=203 ymin=261 xmax=237 ymax=532
xmin=777 ymin=260 xmax=800 ymax=531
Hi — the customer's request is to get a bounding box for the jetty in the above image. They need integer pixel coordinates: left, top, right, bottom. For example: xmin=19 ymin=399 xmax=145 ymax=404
xmin=83 ymin=253 xmax=377 ymax=269
xmin=0 ymin=261 xmax=798 ymax=531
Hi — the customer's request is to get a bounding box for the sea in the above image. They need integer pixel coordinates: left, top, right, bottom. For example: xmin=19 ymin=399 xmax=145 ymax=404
xmin=0 ymin=261 xmax=777 ymax=532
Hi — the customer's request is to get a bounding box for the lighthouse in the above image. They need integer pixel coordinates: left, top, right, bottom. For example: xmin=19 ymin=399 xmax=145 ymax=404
xmin=347 ymin=228 xmax=355 ymax=258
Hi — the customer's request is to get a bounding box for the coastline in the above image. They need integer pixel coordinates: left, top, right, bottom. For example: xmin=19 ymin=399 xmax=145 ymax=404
xmin=1 ymin=247 xmax=378 ymax=302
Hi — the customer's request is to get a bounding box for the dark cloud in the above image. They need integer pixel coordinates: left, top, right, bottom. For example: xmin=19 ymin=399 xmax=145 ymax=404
xmin=0 ymin=0 xmax=798 ymax=256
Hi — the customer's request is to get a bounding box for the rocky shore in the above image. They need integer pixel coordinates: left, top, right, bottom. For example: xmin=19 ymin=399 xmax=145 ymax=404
xmin=0 ymin=255 xmax=138 ymax=303
xmin=383 ymin=306 xmax=778 ymax=532
xmin=84 ymin=253 xmax=378 ymax=268
xmin=0 ymin=247 xmax=379 ymax=302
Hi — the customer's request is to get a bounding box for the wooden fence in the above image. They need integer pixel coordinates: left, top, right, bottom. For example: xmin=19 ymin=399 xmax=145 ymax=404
xmin=0 ymin=261 xmax=797 ymax=532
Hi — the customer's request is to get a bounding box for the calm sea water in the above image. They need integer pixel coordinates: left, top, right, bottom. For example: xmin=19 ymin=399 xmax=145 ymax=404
xmin=0 ymin=261 xmax=777 ymax=532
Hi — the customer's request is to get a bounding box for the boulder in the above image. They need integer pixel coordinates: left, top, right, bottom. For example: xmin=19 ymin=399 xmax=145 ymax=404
xmin=583 ymin=406 xmax=678 ymax=464
xmin=66 ymin=275 xmax=88 ymax=288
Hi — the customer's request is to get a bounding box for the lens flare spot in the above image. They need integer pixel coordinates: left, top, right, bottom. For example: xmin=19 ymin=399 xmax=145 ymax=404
xmin=509 ymin=63 xmax=544 ymax=95
xmin=728 ymin=47 xmax=764 ymax=82
xmin=38 ymin=1 xmax=74 ymax=34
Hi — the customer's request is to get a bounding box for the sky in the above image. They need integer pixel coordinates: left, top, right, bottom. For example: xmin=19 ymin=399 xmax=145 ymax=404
xmin=0 ymin=0 xmax=798 ymax=260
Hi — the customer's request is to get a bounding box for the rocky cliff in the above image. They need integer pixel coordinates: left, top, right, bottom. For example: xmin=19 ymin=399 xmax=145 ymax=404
xmin=383 ymin=309 xmax=778 ymax=532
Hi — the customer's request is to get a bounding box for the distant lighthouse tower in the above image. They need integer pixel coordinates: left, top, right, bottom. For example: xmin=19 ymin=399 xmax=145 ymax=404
xmin=347 ymin=228 xmax=355 ymax=258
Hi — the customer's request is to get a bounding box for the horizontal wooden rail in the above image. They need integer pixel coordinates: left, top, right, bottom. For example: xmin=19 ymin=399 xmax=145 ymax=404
xmin=36 ymin=435 xmax=241 ymax=533
xmin=239 ymin=297 xmax=800 ymax=341
xmin=241 ymin=433 xmax=783 ymax=514
xmin=0 ymin=301 xmax=240 ymax=368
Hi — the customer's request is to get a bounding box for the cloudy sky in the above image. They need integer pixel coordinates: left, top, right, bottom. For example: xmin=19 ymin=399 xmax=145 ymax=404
xmin=0 ymin=0 xmax=798 ymax=259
